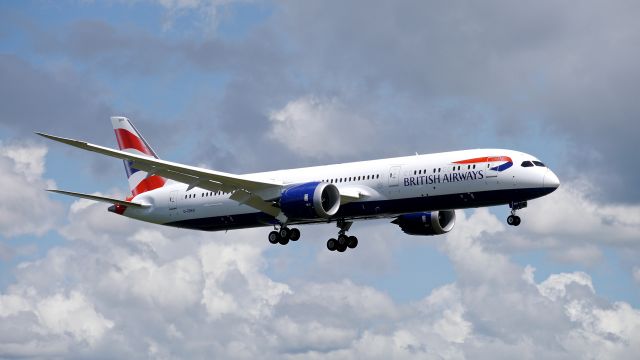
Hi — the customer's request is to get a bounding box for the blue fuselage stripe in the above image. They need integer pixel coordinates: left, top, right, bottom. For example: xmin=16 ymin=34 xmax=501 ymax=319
xmin=164 ymin=187 xmax=555 ymax=232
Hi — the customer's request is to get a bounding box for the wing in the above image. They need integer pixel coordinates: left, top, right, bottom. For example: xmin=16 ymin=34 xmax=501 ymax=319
xmin=37 ymin=132 xmax=286 ymax=219
xmin=47 ymin=189 xmax=149 ymax=207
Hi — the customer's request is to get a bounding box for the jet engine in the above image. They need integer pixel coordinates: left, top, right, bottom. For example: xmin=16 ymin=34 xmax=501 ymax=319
xmin=391 ymin=210 xmax=456 ymax=236
xmin=280 ymin=182 xmax=340 ymax=220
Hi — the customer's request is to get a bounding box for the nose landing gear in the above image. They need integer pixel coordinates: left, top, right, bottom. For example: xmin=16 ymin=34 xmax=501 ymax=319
xmin=507 ymin=201 xmax=527 ymax=226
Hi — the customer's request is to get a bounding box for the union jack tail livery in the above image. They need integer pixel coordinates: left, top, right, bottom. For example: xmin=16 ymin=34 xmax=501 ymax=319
xmin=111 ymin=116 xmax=166 ymax=197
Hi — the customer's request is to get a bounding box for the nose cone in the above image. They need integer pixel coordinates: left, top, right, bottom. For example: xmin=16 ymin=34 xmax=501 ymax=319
xmin=543 ymin=169 xmax=560 ymax=190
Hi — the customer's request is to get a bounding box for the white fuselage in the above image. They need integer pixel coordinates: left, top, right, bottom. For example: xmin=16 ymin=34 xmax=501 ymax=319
xmin=121 ymin=149 xmax=559 ymax=231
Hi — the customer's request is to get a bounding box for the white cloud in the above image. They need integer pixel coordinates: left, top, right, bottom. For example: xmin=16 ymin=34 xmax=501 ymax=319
xmin=267 ymin=96 xmax=376 ymax=159
xmin=522 ymin=179 xmax=640 ymax=243
xmin=0 ymin=142 xmax=61 ymax=238
xmin=491 ymin=178 xmax=640 ymax=266
xmin=3 ymin=198 xmax=640 ymax=359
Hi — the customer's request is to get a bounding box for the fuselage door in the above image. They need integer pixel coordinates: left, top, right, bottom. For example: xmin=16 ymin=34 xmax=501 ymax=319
xmin=389 ymin=166 xmax=401 ymax=187
xmin=168 ymin=190 xmax=178 ymax=216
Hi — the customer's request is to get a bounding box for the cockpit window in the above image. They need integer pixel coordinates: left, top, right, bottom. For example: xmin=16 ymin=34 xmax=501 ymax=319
xmin=532 ymin=161 xmax=545 ymax=167
xmin=521 ymin=161 xmax=534 ymax=167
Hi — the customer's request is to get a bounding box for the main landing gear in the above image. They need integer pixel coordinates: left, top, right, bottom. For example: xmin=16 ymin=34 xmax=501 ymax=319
xmin=267 ymin=220 xmax=359 ymax=253
xmin=507 ymin=201 xmax=527 ymax=226
xmin=268 ymin=226 xmax=301 ymax=246
xmin=326 ymin=220 xmax=358 ymax=253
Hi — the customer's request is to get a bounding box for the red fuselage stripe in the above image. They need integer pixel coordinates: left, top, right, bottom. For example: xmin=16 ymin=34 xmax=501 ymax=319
xmin=453 ymin=156 xmax=512 ymax=164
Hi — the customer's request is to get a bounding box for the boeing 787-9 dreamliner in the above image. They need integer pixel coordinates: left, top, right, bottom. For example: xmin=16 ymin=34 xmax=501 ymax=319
xmin=38 ymin=117 xmax=559 ymax=253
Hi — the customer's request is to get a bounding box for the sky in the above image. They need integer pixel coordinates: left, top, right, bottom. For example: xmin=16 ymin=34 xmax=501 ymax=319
xmin=1 ymin=0 xmax=640 ymax=358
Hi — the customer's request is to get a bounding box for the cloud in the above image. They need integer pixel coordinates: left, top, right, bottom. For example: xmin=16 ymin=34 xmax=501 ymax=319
xmin=0 ymin=142 xmax=61 ymax=238
xmin=483 ymin=178 xmax=640 ymax=265
xmin=267 ymin=96 xmax=377 ymax=160
xmin=2 ymin=191 xmax=640 ymax=358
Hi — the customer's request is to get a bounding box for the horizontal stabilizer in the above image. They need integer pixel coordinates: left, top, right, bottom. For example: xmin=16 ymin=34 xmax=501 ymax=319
xmin=47 ymin=189 xmax=149 ymax=208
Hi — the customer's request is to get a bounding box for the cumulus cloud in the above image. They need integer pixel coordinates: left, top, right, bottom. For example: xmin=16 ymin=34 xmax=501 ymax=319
xmin=0 ymin=142 xmax=61 ymax=238
xmin=2 ymin=194 xmax=639 ymax=358
xmin=268 ymin=96 xmax=377 ymax=160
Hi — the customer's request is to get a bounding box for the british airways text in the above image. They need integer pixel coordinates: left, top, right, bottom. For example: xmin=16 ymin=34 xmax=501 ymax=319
xmin=404 ymin=170 xmax=484 ymax=186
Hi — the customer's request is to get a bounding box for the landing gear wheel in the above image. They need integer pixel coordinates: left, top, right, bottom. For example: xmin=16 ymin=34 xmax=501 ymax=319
xmin=337 ymin=234 xmax=349 ymax=247
xmin=327 ymin=238 xmax=338 ymax=251
xmin=268 ymin=231 xmax=280 ymax=244
xmin=279 ymin=227 xmax=290 ymax=240
xmin=507 ymin=215 xmax=522 ymax=226
xmin=337 ymin=244 xmax=347 ymax=252
xmin=513 ymin=216 xmax=521 ymax=226
xmin=278 ymin=236 xmax=289 ymax=245
xmin=289 ymin=228 xmax=300 ymax=241
xmin=347 ymin=236 xmax=358 ymax=249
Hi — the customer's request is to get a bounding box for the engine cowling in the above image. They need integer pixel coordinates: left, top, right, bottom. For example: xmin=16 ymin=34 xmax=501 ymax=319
xmin=280 ymin=182 xmax=340 ymax=220
xmin=392 ymin=210 xmax=456 ymax=236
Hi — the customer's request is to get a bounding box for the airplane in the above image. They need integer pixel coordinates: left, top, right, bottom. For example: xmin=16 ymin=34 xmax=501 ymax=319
xmin=38 ymin=116 xmax=560 ymax=253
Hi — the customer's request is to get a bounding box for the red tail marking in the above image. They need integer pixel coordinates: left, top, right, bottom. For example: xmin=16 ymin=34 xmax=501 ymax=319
xmin=131 ymin=175 xmax=166 ymax=196
xmin=114 ymin=128 xmax=154 ymax=156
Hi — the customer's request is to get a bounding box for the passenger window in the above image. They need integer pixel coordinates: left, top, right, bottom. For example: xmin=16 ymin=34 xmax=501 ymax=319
xmin=533 ymin=161 xmax=545 ymax=167
xmin=467 ymin=165 xmax=471 ymax=170
xmin=521 ymin=161 xmax=534 ymax=167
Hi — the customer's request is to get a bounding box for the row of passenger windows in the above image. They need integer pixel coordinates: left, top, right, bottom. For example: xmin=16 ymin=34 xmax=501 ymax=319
xmin=185 ymin=191 xmax=230 ymax=199
xmin=413 ymin=164 xmax=481 ymax=175
xmin=321 ymin=174 xmax=380 ymax=183
xmin=521 ymin=161 xmax=545 ymax=168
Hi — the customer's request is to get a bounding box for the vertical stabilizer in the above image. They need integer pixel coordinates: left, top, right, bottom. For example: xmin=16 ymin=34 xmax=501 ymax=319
xmin=111 ymin=116 xmax=166 ymax=196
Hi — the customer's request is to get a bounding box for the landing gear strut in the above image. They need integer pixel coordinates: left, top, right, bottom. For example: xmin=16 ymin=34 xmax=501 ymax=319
xmin=327 ymin=219 xmax=358 ymax=252
xmin=507 ymin=201 xmax=527 ymax=226
xmin=268 ymin=226 xmax=301 ymax=246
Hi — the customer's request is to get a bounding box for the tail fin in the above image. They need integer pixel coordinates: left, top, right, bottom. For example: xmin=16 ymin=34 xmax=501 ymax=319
xmin=111 ymin=116 xmax=166 ymax=197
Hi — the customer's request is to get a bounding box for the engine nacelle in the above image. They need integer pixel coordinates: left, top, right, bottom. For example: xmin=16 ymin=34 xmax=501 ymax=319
xmin=280 ymin=182 xmax=340 ymax=220
xmin=392 ymin=210 xmax=456 ymax=236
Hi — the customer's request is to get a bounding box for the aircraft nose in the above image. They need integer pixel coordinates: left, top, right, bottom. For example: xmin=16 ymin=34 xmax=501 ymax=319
xmin=543 ymin=169 xmax=560 ymax=189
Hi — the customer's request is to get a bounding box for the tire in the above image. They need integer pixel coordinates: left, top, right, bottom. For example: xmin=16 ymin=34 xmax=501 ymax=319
xmin=337 ymin=234 xmax=348 ymax=247
xmin=327 ymin=238 xmax=338 ymax=251
xmin=337 ymin=244 xmax=347 ymax=252
xmin=513 ymin=216 xmax=521 ymax=226
xmin=278 ymin=236 xmax=289 ymax=245
xmin=268 ymin=231 xmax=280 ymax=244
xmin=507 ymin=215 xmax=515 ymax=226
xmin=279 ymin=227 xmax=290 ymax=239
xmin=347 ymin=236 xmax=358 ymax=249
xmin=289 ymin=228 xmax=301 ymax=241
